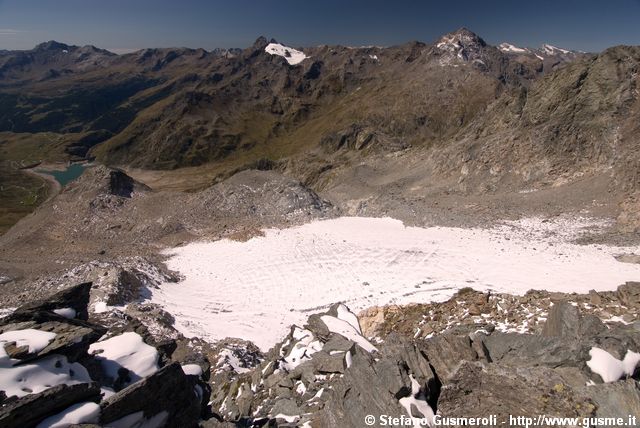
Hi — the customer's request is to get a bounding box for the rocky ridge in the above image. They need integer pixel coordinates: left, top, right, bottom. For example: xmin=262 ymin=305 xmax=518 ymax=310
xmin=202 ymin=283 xmax=640 ymax=427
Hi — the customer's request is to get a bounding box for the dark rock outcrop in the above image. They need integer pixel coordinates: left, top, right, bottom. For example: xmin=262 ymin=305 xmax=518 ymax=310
xmin=438 ymin=362 xmax=596 ymax=420
xmin=100 ymin=363 xmax=200 ymax=428
xmin=204 ymin=290 xmax=640 ymax=427
xmin=108 ymin=169 xmax=150 ymax=198
xmin=585 ymin=379 xmax=640 ymax=420
xmin=14 ymin=282 xmax=92 ymax=321
xmin=420 ymin=332 xmax=480 ymax=381
xmin=618 ymin=282 xmax=640 ymax=308
xmin=0 ymin=383 xmax=101 ymax=428
xmin=1 ymin=309 xmax=106 ymax=364
xmin=0 ymin=282 xmax=208 ymax=427
xmin=318 ymin=336 xmax=438 ymax=427
xmin=542 ymin=301 xmax=607 ymax=338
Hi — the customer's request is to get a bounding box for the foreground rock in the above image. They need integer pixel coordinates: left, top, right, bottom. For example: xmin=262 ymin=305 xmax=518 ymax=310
xmin=3 ymin=279 xmax=640 ymax=426
xmin=99 ymin=363 xmax=201 ymax=427
xmin=0 ymin=383 xmax=101 ymax=427
xmin=207 ymin=285 xmax=640 ymax=427
xmin=0 ymin=282 xmax=210 ymax=427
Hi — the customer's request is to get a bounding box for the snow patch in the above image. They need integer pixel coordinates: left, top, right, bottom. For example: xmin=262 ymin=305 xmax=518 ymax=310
xmin=281 ymin=327 xmax=323 ymax=371
xmin=499 ymin=43 xmax=528 ymax=53
xmin=542 ymin=43 xmax=571 ymax=55
xmin=53 ymin=307 xmax=77 ymax=319
xmin=101 ymin=386 xmax=116 ymax=399
xmin=398 ymin=375 xmax=435 ymax=427
xmin=273 ymin=414 xmax=300 ymax=423
xmin=0 ymin=307 xmax=15 ymax=319
xmin=93 ymin=301 xmax=110 ymax=313
xmin=336 ymin=303 xmax=362 ymax=334
xmin=108 ymin=410 xmax=168 ymax=428
xmin=586 ymin=347 xmax=640 ymax=382
xmin=36 ymin=402 xmax=100 ymax=428
xmin=0 ymin=329 xmax=56 ymax=358
xmin=0 ymin=354 xmax=91 ymax=398
xmin=217 ymin=348 xmax=251 ymax=374
xmin=181 ymin=363 xmax=203 ymax=377
xmin=320 ymin=315 xmax=377 ymax=353
xmin=88 ymin=332 xmax=158 ymax=387
xmin=265 ymin=43 xmax=307 ymax=65
xmin=604 ymin=315 xmax=630 ymax=325
xmin=311 ymin=387 xmax=324 ymax=401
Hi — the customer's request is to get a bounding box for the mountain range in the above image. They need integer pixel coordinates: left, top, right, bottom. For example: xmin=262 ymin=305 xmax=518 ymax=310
xmin=1 ymin=27 xmax=639 ymax=233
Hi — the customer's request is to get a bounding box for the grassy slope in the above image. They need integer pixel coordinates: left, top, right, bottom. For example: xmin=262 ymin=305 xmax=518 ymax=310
xmin=0 ymin=132 xmax=72 ymax=234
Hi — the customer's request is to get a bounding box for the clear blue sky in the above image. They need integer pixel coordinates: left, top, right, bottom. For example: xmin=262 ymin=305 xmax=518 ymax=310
xmin=1 ymin=0 xmax=639 ymax=53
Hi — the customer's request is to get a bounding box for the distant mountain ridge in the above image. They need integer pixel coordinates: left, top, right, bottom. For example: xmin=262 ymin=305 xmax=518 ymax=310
xmin=0 ymin=28 xmax=586 ymax=163
xmin=1 ymin=28 xmax=639 ymax=232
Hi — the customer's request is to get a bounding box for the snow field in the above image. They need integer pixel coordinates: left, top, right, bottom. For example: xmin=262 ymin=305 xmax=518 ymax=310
xmin=149 ymin=216 xmax=640 ymax=351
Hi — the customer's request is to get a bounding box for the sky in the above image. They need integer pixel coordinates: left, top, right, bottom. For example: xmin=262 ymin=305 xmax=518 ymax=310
xmin=1 ymin=0 xmax=640 ymax=53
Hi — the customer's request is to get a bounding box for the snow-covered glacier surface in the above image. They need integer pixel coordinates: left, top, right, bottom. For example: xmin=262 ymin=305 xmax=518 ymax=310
xmin=149 ymin=216 xmax=640 ymax=350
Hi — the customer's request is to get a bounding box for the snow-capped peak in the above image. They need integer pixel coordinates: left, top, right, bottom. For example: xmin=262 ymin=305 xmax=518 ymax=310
xmin=498 ymin=42 xmax=579 ymax=61
xmin=498 ymin=43 xmax=528 ymax=54
xmin=265 ymin=42 xmax=307 ymax=65
xmin=435 ymin=29 xmax=486 ymax=65
xmin=541 ymin=44 xmax=571 ymax=56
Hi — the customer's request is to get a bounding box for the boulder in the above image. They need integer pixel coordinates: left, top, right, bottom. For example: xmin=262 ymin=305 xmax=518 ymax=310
xmin=582 ymin=379 xmax=640 ymax=420
xmin=92 ymin=268 xmax=144 ymax=307
xmin=589 ymin=327 xmax=640 ymax=361
xmin=419 ymin=332 xmax=479 ymax=380
xmin=322 ymin=334 xmax=356 ymax=353
xmin=0 ymin=311 xmax=106 ymax=363
xmin=14 ymin=282 xmax=92 ymax=321
xmin=482 ymin=333 xmax=586 ymax=369
xmin=99 ymin=362 xmax=201 ymax=428
xmin=305 ymin=314 xmax=331 ymax=339
xmin=311 ymin=351 xmax=345 ymax=374
xmin=542 ymin=301 xmax=581 ymax=337
xmin=438 ymin=362 xmax=596 ymax=421
xmin=108 ymin=169 xmax=148 ymax=198
xmin=542 ymin=301 xmax=606 ymax=338
xmin=317 ymin=336 xmax=437 ymax=427
xmin=271 ymin=398 xmax=302 ymax=419
xmin=617 ymin=282 xmax=640 ymax=308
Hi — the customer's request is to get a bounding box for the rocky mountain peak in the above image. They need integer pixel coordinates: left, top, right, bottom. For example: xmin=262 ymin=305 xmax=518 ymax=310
xmin=34 ymin=40 xmax=72 ymax=52
xmin=435 ymin=27 xmax=489 ymax=65
xmin=438 ymin=27 xmax=486 ymax=48
xmin=252 ymin=36 xmax=269 ymax=50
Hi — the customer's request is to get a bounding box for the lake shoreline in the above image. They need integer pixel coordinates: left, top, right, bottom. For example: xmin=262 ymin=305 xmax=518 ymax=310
xmin=21 ymin=167 xmax=61 ymax=202
xmin=22 ymin=161 xmax=93 ymax=201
